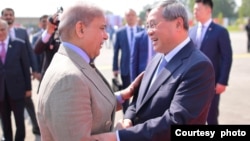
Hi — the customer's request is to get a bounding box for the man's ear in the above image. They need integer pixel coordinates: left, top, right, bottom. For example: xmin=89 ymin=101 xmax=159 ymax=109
xmin=176 ymin=17 xmax=183 ymax=28
xmin=76 ymin=21 xmax=85 ymax=37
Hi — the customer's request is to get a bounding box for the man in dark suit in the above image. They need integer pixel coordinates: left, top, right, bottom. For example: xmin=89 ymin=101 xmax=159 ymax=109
xmin=113 ymin=8 xmax=143 ymax=114
xmin=130 ymin=30 xmax=155 ymax=81
xmin=189 ymin=0 xmax=233 ymax=125
xmin=91 ymin=1 xmax=215 ymax=141
xmin=130 ymin=8 xmax=155 ymax=81
xmin=31 ymin=15 xmax=49 ymax=81
xmin=1 ymin=8 xmax=40 ymax=135
xmin=0 ymin=19 xmax=31 ymax=141
xmin=33 ymin=13 xmax=60 ymax=87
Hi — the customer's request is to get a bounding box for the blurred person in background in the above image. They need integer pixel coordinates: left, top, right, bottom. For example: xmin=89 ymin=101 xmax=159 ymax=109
xmin=189 ymin=0 xmax=233 ymax=125
xmin=0 ymin=18 xmax=31 ymax=141
xmin=130 ymin=7 xmax=156 ymax=81
xmin=33 ymin=13 xmax=60 ymax=91
xmin=112 ymin=8 xmax=143 ymax=114
xmin=31 ymin=15 xmax=49 ymax=81
xmin=1 ymin=8 xmax=41 ymax=136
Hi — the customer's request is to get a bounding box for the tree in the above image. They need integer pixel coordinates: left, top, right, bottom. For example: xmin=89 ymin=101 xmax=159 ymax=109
xmin=212 ymin=0 xmax=237 ymax=18
xmin=187 ymin=0 xmax=237 ymax=18
xmin=238 ymin=0 xmax=250 ymax=17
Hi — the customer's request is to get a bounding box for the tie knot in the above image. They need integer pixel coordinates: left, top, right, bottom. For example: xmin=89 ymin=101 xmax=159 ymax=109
xmin=89 ymin=59 xmax=96 ymax=68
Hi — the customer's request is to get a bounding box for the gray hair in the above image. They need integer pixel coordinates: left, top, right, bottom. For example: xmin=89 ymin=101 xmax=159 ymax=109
xmin=58 ymin=1 xmax=105 ymax=40
xmin=155 ymin=0 xmax=189 ymax=30
xmin=0 ymin=19 xmax=9 ymax=29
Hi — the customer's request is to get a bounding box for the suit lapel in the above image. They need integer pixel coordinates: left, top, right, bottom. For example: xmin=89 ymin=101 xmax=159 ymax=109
xmin=200 ymin=22 xmax=214 ymax=50
xmin=4 ymin=39 xmax=14 ymax=65
xmin=57 ymin=45 xmax=115 ymax=107
xmin=137 ymin=42 xmax=194 ymax=111
xmin=136 ymin=54 xmax=161 ymax=107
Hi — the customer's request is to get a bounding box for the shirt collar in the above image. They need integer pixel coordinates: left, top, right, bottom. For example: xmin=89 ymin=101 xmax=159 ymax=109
xmin=62 ymin=42 xmax=90 ymax=63
xmin=163 ymin=37 xmax=191 ymax=63
xmin=199 ymin=18 xmax=212 ymax=28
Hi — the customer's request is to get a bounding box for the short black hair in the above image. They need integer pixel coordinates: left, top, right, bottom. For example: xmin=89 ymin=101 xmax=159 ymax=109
xmin=195 ymin=0 xmax=213 ymax=10
xmin=1 ymin=8 xmax=15 ymax=16
xmin=39 ymin=15 xmax=49 ymax=21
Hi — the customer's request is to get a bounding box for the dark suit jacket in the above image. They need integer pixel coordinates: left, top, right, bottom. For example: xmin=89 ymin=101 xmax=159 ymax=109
xmin=14 ymin=28 xmax=38 ymax=72
xmin=118 ymin=41 xmax=215 ymax=141
xmin=131 ymin=30 xmax=155 ymax=81
xmin=189 ymin=22 xmax=233 ymax=85
xmin=33 ymin=34 xmax=60 ymax=76
xmin=113 ymin=26 xmax=143 ymax=76
xmin=0 ymin=38 xmax=31 ymax=101
xmin=32 ymin=30 xmax=44 ymax=73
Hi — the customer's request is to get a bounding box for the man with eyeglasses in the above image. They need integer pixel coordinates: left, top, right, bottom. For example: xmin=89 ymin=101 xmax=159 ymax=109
xmin=91 ymin=0 xmax=215 ymax=141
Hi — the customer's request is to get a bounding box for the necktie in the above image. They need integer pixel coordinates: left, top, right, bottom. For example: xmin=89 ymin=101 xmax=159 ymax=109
xmin=150 ymin=56 xmax=167 ymax=86
xmin=196 ymin=25 xmax=205 ymax=49
xmin=130 ymin=27 xmax=134 ymax=50
xmin=89 ymin=60 xmax=112 ymax=91
xmin=155 ymin=57 xmax=167 ymax=77
xmin=0 ymin=42 xmax=6 ymax=63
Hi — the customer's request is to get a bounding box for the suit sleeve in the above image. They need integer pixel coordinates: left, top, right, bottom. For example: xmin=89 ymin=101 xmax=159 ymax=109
xmin=20 ymin=42 xmax=32 ymax=90
xmin=217 ymin=28 xmax=233 ymax=85
xmin=33 ymin=36 xmax=50 ymax=54
xmin=130 ymin=34 xmax=140 ymax=81
xmin=23 ymin=30 xmax=39 ymax=72
xmin=113 ymin=31 xmax=120 ymax=71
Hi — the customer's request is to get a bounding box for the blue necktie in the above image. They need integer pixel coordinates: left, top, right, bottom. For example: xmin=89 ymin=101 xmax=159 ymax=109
xmin=150 ymin=56 xmax=167 ymax=86
xmin=155 ymin=57 xmax=167 ymax=77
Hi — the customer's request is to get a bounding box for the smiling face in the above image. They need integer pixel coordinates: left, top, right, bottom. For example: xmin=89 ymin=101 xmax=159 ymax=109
xmin=82 ymin=16 xmax=108 ymax=59
xmin=146 ymin=7 xmax=178 ymax=54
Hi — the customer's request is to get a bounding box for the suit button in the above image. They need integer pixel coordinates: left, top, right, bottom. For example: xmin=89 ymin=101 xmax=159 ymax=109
xmin=105 ymin=120 xmax=112 ymax=126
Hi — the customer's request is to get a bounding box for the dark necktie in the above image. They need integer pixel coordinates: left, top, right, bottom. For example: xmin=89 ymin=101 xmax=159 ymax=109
xmin=130 ymin=27 xmax=134 ymax=50
xmin=0 ymin=42 xmax=6 ymax=63
xmin=89 ymin=60 xmax=113 ymax=92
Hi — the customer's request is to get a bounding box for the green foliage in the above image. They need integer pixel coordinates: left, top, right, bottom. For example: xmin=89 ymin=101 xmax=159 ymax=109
xmin=238 ymin=0 xmax=250 ymax=17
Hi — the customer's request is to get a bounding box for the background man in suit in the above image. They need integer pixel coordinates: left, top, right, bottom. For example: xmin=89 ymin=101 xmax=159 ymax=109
xmin=1 ymin=8 xmax=41 ymax=135
xmin=37 ymin=1 xmax=142 ymax=141
xmin=91 ymin=0 xmax=215 ymax=141
xmin=189 ymin=0 xmax=233 ymax=125
xmin=33 ymin=13 xmax=61 ymax=84
xmin=0 ymin=19 xmax=31 ymax=141
xmin=130 ymin=8 xmax=155 ymax=81
xmin=31 ymin=15 xmax=49 ymax=81
xmin=112 ymin=8 xmax=143 ymax=114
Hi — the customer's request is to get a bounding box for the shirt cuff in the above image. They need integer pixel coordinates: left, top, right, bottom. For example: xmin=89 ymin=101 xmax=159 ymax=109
xmin=115 ymin=91 xmax=124 ymax=104
xmin=41 ymin=30 xmax=52 ymax=43
xmin=116 ymin=131 xmax=121 ymax=141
